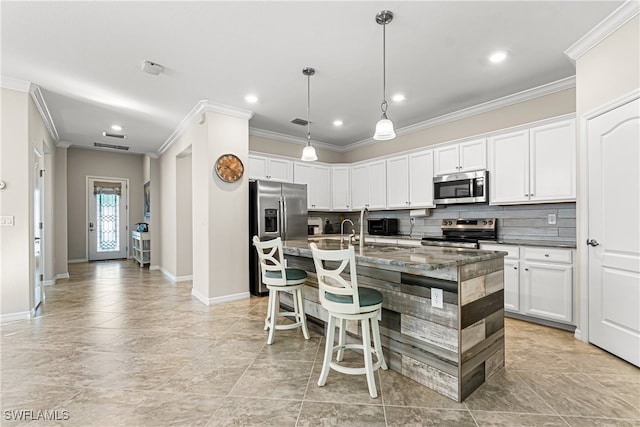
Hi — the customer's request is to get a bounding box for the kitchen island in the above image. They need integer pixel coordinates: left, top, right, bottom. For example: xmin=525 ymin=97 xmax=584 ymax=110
xmin=281 ymin=239 xmax=507 ymax=402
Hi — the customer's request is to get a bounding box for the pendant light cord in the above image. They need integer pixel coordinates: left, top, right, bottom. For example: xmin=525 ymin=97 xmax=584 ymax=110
xmin=381 ymin=20 xmax=388 ymax=117
xmin=307 ymin=72 xmax=311 ymax=146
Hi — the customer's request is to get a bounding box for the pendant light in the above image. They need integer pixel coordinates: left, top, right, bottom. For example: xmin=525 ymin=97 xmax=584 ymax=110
xmin=373 ymin=10 xmax=396 ymax=141
xmin=301 ymin=67 xmax=318 ymax=162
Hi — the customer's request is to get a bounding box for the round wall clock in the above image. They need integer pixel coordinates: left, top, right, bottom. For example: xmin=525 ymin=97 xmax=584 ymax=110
xmin=214 ymin=153 xmax=244 ymax=183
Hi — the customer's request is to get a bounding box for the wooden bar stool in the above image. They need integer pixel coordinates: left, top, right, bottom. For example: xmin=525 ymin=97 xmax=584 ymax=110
xmin=310 ymin=242 xmax=388 ymax=398
xmin=253 ymin=236 xmax=310 ymax=345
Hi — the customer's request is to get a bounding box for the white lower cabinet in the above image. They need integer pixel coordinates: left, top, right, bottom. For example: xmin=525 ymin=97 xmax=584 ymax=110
xmin=480 ymin=243 xmax=574 ymax=325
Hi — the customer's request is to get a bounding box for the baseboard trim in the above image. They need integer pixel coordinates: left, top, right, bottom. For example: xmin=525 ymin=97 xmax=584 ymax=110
xmin=1 ymin=311 xmax=31 ymax=323
xmin=574 ymin=328 xmax=586 ymax=342
xmin=56 ymin=273 xmax=70 ymax=279
xmin=42 ymin=279 xmax=56 ymax=286
xmin=159 ymin=267 xmax=177 ymax=282
xmin=191 ymin=289 xmax=250 ymax=306
xmin=68 ymin=259 xmax=87 ymax=264
xmin=175 ymin=275 xmax=193 ymax=282
xmin=149 ymin=265 xmax=160 ymax=271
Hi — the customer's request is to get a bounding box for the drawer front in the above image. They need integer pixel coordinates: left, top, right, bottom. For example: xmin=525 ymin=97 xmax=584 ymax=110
xmin=523 ymin=247 xmax=572 ymax=264
xmin=481 ymin=244 xmax=519 ymax=259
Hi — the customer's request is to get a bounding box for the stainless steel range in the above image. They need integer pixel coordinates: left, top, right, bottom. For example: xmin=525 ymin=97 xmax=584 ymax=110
xmin=421 ymin=218 xmax=497 ymax=249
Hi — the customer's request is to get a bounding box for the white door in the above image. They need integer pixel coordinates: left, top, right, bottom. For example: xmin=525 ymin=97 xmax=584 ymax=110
xmin=293 ymin=162 xmax=312 ymax=208
xmin=587 ymin=98 xmax=640 ymax=367
xmin=367 ymin=160 xmax=387 ymax=209
xmin=310 ymin=165 xmax=331 ymax=210
xmin=267 ymin=158 xmax=292 ymax=182
xmin=33 ymin=152 xmax=43 ymax=309
xmin=331 ymin=167 xmax=351 ymax=210
xmin=350 ymin=164 xmax=368 ymax=210
xmin=409 ymin=150 xmax=435 ymax=208
xmin=459 ymin=139 xmax=487 ymax=172
xmin=488 ymin=129 xmax=530 ymax=204
xmin=522 ymin=261 xmax=573 ymax=323
xmin=434 ymin=145 xmax=460 ymax=175
xmin=88 ymin=178 xmax=128 ymax=261
xmin=503 ymin=259 xmax=520 ymax=312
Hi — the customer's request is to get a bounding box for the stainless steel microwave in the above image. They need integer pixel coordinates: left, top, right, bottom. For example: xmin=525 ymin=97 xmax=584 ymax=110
xmin=434 ymin=170 xmax=488 ymax=205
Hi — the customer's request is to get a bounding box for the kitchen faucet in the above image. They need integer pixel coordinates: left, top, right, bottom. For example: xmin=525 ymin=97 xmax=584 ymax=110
xmin=340 ymin=219 xmax=355 ymax=245
xmin=359 ymin=207 xmax=369 ymax=252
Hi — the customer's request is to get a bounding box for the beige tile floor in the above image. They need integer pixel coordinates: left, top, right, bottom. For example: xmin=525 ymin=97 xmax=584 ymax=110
xmin=1 ymin=260 xmax=638 ymax=426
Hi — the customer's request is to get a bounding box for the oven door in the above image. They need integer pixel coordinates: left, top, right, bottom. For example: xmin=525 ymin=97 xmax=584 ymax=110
xmin=434 ymin=171 xmax=487 ymax=205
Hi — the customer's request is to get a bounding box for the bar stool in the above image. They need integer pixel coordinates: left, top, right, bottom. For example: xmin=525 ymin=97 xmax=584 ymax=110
xmin=252 ymin=236 xmax=310 ymax=345
xmin=309 ymin=242 xmax=388 ymax=398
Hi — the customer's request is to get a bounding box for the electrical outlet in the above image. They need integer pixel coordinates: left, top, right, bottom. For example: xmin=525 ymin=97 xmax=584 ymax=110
xmin=431 ymin=288 xmax=443 ymax=308
xmin=548 ymin=213 xmax=557 ymax=225
xmin=0 ymin=216 xmax=14 ymax=226
xmin=410 ymin=217 xmax=416 ymax=225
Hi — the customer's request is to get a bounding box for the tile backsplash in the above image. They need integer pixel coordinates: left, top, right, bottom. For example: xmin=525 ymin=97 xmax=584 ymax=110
xmin=312 ymin=202 xmax=576 ymax=243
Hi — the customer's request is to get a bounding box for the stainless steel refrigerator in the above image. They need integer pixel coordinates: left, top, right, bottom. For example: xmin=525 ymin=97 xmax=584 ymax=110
xmin=249 ymin=180 xmax=308 ymax=295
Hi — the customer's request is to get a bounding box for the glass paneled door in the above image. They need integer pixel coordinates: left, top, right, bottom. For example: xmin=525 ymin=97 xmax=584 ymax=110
xmin=88 ymin=178 xmax=128 ymax=261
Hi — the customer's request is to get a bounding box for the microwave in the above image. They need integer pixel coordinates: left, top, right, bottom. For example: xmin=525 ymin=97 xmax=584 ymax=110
xmin=434 ymin=170 xmax=488 ymax=205
xmin=368 ymin=218 xmax=398 ymax=236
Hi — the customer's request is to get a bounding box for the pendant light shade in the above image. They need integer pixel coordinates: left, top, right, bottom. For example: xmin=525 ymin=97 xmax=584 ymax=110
xmin=301 ymin=67 xmax=318 ymax=162
xmin=373 ymin=10 xmax=396 ymax=141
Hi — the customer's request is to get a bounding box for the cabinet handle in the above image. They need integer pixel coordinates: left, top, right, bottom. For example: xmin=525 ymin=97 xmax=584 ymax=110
xmin=530 ymin=193 xmax=534 ymax=196
xmin=544 ymin=254 xmax=549 ymax=257
xmin=524 ymin=194 xmax=529 ymax=197
xmin=513 ymin=266 xmax=518 ymax=270
xmin=525 ymin=268 xmax=529 ymax=271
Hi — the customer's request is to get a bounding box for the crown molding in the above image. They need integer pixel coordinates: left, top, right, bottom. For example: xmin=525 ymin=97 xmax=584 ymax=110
xmin=158 ymin=100 xmax=255 ymax=156
xmin=564 ymin=0 xmax=640 ymax=61
xmin=248 ymin=128 xmax=343 ymax=152
xmin=145 ymin=152 xmax=160 ymax=159
xmin=0 ymin=75 xmax=32 ymax=92
xmin=29 ymin=85 xmax=60 ymax=142
xmin=205 ymin=102 xmax=254 ymax=120
xmin=56 ymin=141 xmax=72 ymax=148
xmin=343 ymin=76 xmax=577 ymax=152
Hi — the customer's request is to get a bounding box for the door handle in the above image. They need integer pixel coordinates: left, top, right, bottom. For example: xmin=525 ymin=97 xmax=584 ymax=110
xmin=586 ymin=239 xmax=600 ymax=247
xmin=89 ymin=222 xmax=94 ymax=232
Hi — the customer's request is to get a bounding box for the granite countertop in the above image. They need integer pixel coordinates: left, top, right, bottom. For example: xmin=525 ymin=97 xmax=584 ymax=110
xmin=479 ymin=239 xmax=577 ymax=249
xmin=283 ymin=239 xmax=507 ymax=275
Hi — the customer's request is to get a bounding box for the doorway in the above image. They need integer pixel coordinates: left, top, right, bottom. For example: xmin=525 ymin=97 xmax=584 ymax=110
xmin=87 ymin=177 xmax=129 ymax=261
xmin=586 ymin=96 xmax=639 ymax=367
xmin=33 ymin=148 xmax=43 ymax=309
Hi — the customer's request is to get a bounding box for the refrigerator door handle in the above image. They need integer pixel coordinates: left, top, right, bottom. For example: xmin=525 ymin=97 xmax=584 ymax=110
xmin=282 ymin=196 xmax=287 ymax=240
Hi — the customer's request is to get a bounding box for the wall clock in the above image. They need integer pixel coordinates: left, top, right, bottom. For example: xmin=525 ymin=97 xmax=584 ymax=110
xmin=214 ymin=153 xmax=244 ymax=183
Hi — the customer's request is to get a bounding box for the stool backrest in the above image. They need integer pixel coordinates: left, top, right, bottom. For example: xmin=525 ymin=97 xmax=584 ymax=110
xmin=253 ymin=236 xmax=286 ymax=286
xmin=310 ymin=243 xmax=360 ymax=314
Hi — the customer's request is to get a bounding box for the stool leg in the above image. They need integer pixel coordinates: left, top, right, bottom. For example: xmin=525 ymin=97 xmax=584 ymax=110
xmin=371 ymin=314 xmax=388 ymax=370
xmin=266 ymin=289 xmax=278 ymax=345
xmin=336 ymin=318 xmax=346 ymax=362
xmin=264 ymin=288 xmax=271 ymax=331
xmin=361 ymin=317 xmax=377 ymax=398
xmin=296 ymin=288 xmax=310 ymax=340
xmin=318 ymin=315 xmax=336 ymax=387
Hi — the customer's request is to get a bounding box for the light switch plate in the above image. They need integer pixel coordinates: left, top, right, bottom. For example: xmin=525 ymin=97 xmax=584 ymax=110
xmin=0 ymin=216 xmax=15 ymax=226
xmin=548 ymin=213 xmax=557 ymax=225
xmin=431 ymin=288 xmax=443 ymax=308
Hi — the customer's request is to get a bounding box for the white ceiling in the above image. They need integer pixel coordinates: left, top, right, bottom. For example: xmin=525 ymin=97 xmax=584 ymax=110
xmin=1 ymin=1 xmax=623 ymax=155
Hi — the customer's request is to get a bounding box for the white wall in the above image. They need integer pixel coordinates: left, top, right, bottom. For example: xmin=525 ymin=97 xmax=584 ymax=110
xmin=66 ymin=148 xmax=144 ymax=261
xmin=53 ymin=146 xmax=68 ymax=276
xmin=142 ymin=155 xmax=160 ymax=268
xmin=250 ymin=134 xmax=343 ymax=164
xmin=176 ymin=152 xmax=193 ymax=278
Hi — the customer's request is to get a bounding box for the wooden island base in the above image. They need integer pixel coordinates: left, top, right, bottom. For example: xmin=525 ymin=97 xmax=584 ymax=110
xmin=281 ymin=240 xmax=506 ymax=402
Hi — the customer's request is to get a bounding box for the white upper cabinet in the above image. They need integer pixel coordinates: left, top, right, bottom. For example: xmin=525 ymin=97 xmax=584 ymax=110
xmin=409 ymin=150 xmax=435 ymax=208
xmin=351 ymin=160 xmax=386 ymax=210
xmin=331 ymin=166 xmax=351 ymax=210
xmin=488 ymin=119 xmax=576 ymax=205
xmin=386 ymin=150 xmax=435 ymax=209
xmin=248 ymin=154 xmax=293 ymax=182
xmin=386 ymin=155 xmax=410 ymax=208
xmin=529 ymin=120 xmax=576 ymax=202
xmin=434 ymin=139 xmax=486 ymax=176
xmin=294 ymin=162 xmax=331 ymax=210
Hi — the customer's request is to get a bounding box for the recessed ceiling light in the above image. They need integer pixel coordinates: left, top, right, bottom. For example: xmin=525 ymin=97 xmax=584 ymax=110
xmin=111 ymin=125 xmax=122 ymax=131
xmin=244 ymin=94 xmax=258 ymax=103
xmin=333 ymin=120 xmax=343 ymax=126
xmin=392 ymin=94 xmax=406 ymax=102
xmin=489 ymin=51 xmax=508 ymax=63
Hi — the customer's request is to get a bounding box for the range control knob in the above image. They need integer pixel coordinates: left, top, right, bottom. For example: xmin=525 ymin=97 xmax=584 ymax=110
xmin=482 ymin=220 xmax=487 ymax=225
xmin=488 ymin=220 xmax=493 ymax=225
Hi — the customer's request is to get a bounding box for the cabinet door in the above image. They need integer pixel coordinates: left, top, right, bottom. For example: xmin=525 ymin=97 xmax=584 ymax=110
xmin=386 ymin=156 xmax=409 ymax=208
xmin=521 ymin=261 xmax=573 ymax=323
xmin=434 ymin=145 xmax=460 ymax=175
xmin=311 ymin=165 xmax=331 ymax=210
xmin=488 ymin=129 xmax=530 ymax=204
xmin=350 ymin=164 xmax=368 ymax=210
xmin=459 ymin=139 xmax=487 ymax=172
xmin=332 ymin=167 xmax=351 ymax=210
xmin=267 ymin=158 xmax=293 ymax=182
xmin=367 ymin=160 xmax=387 ymax=209
xmin=248 ymin=155 xmax=268 ymax=180
xmin=529 ymin=120 xmax=576 ymax=202
xmin=294 ymin=163 xmax=313 ymax=208
xmin=409 ymin=150 xmax=435 ymax=208
xmin=503 ymin=259 xmax=520 ymax=312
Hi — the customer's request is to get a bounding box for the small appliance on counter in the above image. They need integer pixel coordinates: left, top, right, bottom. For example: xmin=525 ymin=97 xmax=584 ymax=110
xmin=368 ymin=218 xmax=398 ymax=236
xmin=307 ymin=217 xmax=323 ymax=235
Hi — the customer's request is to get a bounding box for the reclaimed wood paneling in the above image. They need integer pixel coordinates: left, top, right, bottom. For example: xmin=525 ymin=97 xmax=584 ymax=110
xmin=461 ymin=319 xmax=486 ymax=354
xmin=461 ymin=276 xmax=485 ymax=305
xmin=402 ymin=314 xmax=458 ymax=352
xmin=402 ymin=355 xmax=458 ymax=401
xmin=460 ymin=290 xmax=504 ymax=329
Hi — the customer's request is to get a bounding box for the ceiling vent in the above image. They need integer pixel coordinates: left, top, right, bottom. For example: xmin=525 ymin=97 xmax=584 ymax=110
xmin=291 ymin=118 xmax=309 ymax=126
xmin=102 ymin=132 xmax=127 ymax=139
xmin=94 ymin=142 xmax=129 ymax=151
